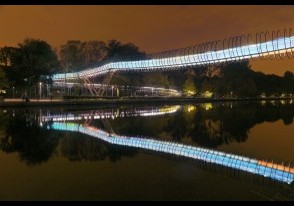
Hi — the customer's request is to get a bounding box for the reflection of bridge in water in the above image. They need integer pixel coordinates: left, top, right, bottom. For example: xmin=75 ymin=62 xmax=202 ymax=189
xmin=40 ymin=106 xmax=294 ymax=185
xmin=40 ymin=105 xmax=181 ymax=122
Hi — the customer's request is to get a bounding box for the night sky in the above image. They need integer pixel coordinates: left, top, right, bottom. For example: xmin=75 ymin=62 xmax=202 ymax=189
xmin=1 ymin=5 xmax=294 ymax=76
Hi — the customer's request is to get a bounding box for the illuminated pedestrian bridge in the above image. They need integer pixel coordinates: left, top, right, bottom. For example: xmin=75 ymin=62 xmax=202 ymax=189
xmin=51 ymin=31 xmax=294 ymax=83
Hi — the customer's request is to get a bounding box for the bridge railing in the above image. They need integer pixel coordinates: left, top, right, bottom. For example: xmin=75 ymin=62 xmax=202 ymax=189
xmin=51 ymin=28 xmax=294 ymax=82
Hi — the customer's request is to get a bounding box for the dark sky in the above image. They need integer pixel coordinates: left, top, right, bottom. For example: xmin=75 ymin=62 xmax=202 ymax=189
xmin=1 ymin=5 xmax=294 ymax=76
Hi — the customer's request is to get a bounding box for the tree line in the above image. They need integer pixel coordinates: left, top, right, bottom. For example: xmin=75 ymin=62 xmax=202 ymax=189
xmin=0 ymin=38 xmax=293 ymax=98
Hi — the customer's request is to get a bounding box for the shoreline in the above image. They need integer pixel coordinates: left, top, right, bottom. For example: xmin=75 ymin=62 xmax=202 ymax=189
xmin=0 ymin=97 xmax=292 ymax=108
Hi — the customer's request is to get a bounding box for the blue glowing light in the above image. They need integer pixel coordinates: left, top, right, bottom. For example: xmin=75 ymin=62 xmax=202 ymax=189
xmin=49 ymin=121 xmax=294 ymax=185
xmin=52 ymin=37 xmax=294 ymax=82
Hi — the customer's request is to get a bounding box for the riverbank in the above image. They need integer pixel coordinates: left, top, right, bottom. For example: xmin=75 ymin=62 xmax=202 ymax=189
xmin=0 ymin=97 xmax=292 ymax=108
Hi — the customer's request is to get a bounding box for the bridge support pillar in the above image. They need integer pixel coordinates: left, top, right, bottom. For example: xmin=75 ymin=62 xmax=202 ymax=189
xmin=79 ymin=71 xmax=115 ymax=97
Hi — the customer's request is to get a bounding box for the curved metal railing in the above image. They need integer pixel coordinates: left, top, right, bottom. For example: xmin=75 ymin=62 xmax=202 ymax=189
xmin=52 ymin=29 xmax=294 ymax=82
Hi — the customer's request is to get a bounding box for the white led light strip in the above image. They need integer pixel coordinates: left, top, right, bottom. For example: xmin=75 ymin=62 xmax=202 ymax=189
xmin=52 ymin=37 xmax=294 ymax=82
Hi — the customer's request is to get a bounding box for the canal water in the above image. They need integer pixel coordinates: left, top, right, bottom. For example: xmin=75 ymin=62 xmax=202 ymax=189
xmin=0 ymin=101 xmax=293 ymax=200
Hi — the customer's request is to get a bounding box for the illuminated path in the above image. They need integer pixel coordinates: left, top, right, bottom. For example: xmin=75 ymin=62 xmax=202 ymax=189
xmin=53 ymin=82 xmax=181 ymax=96
xmin=48 ymin=122 xmax=294 ymax=185
xmin=52 ymin=36 xmax=294 ymax=82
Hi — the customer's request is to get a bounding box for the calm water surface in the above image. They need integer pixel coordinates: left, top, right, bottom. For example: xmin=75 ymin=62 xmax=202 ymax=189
xmin=0 ymin=101 xmax=293 ymax=200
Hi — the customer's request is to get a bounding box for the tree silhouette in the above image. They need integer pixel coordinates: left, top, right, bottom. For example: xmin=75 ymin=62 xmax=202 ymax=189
xmin=0 ymin=113 xmax=60 ymax=165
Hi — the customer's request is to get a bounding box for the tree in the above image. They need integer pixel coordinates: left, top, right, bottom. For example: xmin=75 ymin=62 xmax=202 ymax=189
xmin=79 ymin=41 xmax=108 ymax=68
xmin=5 ymin=38 xmax=59 ymax=89
xmin=0 ymin=46 xmax=18 ymax=67
xmin=59 ymin=39 xmax=144 ymax=72
xmin=0 ymin=66 xmax=9 ymax=90
xmin=59 ymin=40 xmax=83 ymax=72
xmin=104 ymin=40 xmax=122 ymax=61
xmin=183 ymin=76 xmax=197 ymax=96
xmin=142 ymin=72 xmax=173 ymax=88
xmin=235 ymin=78 xmax=258 ymax=97
xmin=284 ymin=71 xmax=294 ymax=79
xmin=200 ymin=79 xmax=213 ymax=93
xmin=104 ymin=40 xmax=145 ymax=61
xmin=59 ymin=40 xmax=108 ymax=72
xmin=0 ymin=46 xmax=18 ymax=90
xmin=0 ymin=114 xmax=59 ymax=165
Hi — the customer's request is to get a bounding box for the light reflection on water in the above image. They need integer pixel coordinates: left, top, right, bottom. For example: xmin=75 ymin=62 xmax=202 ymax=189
xmin=49 ymin=121 xmax=294 ymax=184
xmin=0 ymin=101 xmax=293 ymax=200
